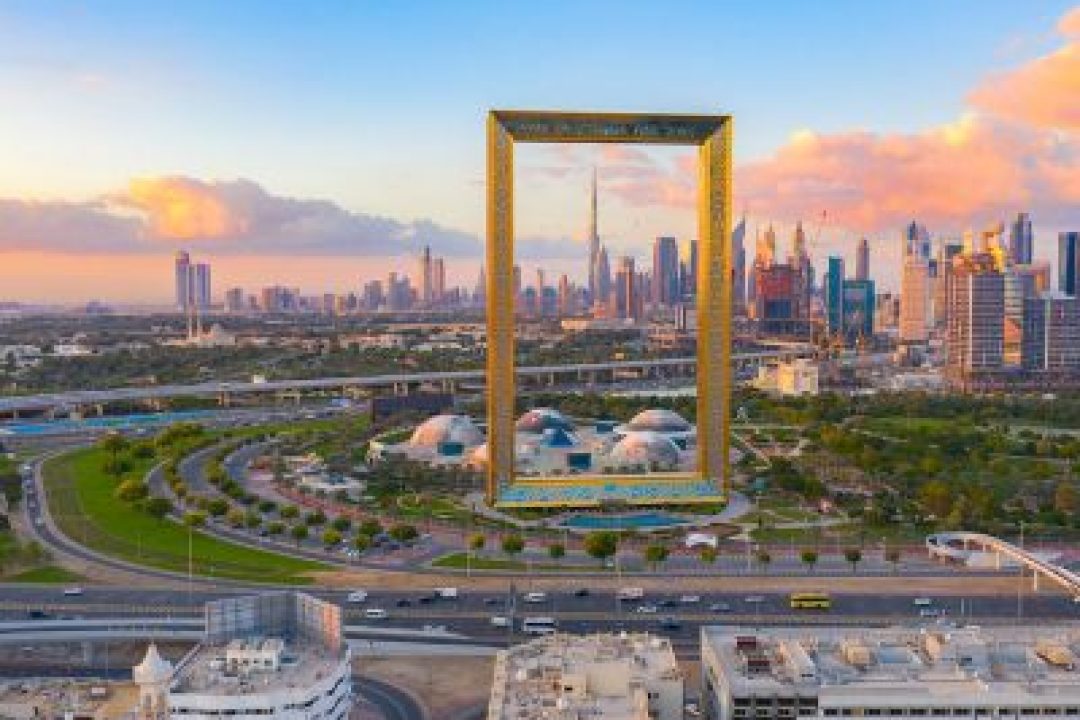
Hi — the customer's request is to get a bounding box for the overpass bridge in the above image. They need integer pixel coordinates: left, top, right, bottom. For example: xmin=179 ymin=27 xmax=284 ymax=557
xmin=926 ymin=531 xmax=1080 ymax=596
xmin=0 ymin=347 xmax=814 ymax=417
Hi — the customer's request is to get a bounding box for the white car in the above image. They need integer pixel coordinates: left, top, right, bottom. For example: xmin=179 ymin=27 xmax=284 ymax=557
xmin=919 ymin=608 xmax=940 ymax=618
xmin=363 ymin=608 xmax=388 ymax=620
xmin=636 ymin=604 xmax=659 ymax=614
xmin=913 ymin=597 xmax=933 ymax=607
xmin=490 ymin=615 xmax=510 ymax=628
xmin=62 ymin=587 xmax=83 ymax=596
xmin=523 ymin=592 xmax=547 ymax=604
xmin=744 ymin=595 xmax=765 ymax=604
xmin=679 ymin=595 xmax=701 ymax=604
xmin=346 ymin=591 xmax=368 ymax=603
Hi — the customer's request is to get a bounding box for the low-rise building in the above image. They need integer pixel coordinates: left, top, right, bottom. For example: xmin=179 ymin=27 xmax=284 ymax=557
xmin=701 ymin=625 xmax=1080 ymax=720
xmin=488 ymin=633 xmax=684 ymax=720
xmin=753 ymin=359 xmax=819 ymax=396
xmin=134 ymin=591 xmax=351 ymax=720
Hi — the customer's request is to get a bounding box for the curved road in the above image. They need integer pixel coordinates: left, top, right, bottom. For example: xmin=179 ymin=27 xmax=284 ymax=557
xmin=356 ymin=676 xmax=427 ymax=720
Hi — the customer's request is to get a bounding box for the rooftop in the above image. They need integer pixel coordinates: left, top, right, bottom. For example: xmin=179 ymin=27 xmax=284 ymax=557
xmin=489 ymin=633 xmax=681 ymax=720
xmin=172 ymin=637 xmax=343 ymax=698
xmin=703 ymin=625 xmax=1080 ymax=705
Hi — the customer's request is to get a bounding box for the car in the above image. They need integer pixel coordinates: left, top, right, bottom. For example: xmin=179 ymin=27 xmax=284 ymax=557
xmin=490 ymin=615 xmax=510 ymax=628
xmin=62 ymin=587 xmax=83 ymax=596
xmin=395 ymin=598 xmax=412 ymax=607
xmin=913 ymin=597 xmax=934 ymax=607
xmin=422 ymin=624 xmax=447 ymax=633
xmin=919 ymin=608 xmax=940 ymax=618
xmin=483 ymin=597 xmax=502 ymax=606
xmin=363 ymin=608 xmax=388 ymax=620
xmin=417 ymin=595 xmax=436 ymax=605
xmin=346 ymin=591 xmax=368 ymax=603
xmin=709 ymin=602 xmax=732 ymax=613
xmin=658 ymin=616 xmax=682 ymax=630
xmin=679 ymin=595 xmax=701 ymax=604
xmin=523 ymin=592 xmax=547 ymax=604
xmin=636 ymin=604 xmax=659 ymax=614
xmin=574 ymin=588 xmax=590 ymax=598
xmin=744 ymin=595 xmax=765 ymax=604
xmin=658 ymin=599 xmax=677 ymax=608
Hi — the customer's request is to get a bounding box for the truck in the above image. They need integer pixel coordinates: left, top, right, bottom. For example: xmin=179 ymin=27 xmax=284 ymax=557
xmin=434 ymin=587 xmax=458 ymax=600
xmin=617 ymin=587 xmax=644 ymax=601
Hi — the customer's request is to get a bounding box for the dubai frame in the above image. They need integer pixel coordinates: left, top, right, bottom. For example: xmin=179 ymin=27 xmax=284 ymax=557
xmin=486 ymin=110 xmax=733 ymax=506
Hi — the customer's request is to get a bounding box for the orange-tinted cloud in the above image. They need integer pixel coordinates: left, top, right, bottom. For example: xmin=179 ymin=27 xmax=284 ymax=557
xmin=122 ymin=177 xmax=249 ymax=240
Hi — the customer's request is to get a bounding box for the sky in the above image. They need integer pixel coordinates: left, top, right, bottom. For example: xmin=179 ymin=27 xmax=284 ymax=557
xmin=0 ymin=1 xmax=1078 ymax=303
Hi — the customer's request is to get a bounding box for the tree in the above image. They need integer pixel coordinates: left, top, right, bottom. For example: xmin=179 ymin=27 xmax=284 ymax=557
xmin=644 ymin=543 xmax=670 ymax=570
xmin=699 ymin=546 xmax=719 ymax=566
xmin=244 ymin=510 xmax=262 ymax=529
xmin=501 ymin=534 xmax=525 ymax=559
xmin=1054 ymin=482 xmax=1078 ymax=515
xmin=756 ymin=549 xmax=772 ymax=573
xmin=331 ymin=515 xmax=352 ymax=533
xmin=800 ymin=549 xmax=819 ymax=574
xmin=359 ymin=518 xmax=383 ymax=537
xmin=584 ymin=531 xmax=618 ymax=565
xmin=304 ymin=510 xmax=327 ymax=527
xmin=353 ymin=534 xmax=371 ymax=553
xmin=884 ymin=547 xmax=902 ymax=573
xmin=280 ymin=504 xmax=299 ymax=520
xmin=99 ymin=433 xmax=129 ymax=474
xmin=145 ymin=496 xmax=173 ymax=521
xmin=226 ymin=507 xmax=246 ymax=528
xmin=844 ymin=547 xmax=862 ymax=574
xmin=207 ymin=498 xmax=229 ymax=517
xmin=290 ymin=524 xmax=309 ymax=547
xmin=918 ymin=479 xmax=953 ymax=519
xmin=115 ymin=479 xmax=149 ymax=502
xmin=548 ymin=543 xmax=566 ymax=563
xmin=468 ymin=533 xmax=486 ymax=553
xmin=266 ymin=521 xmax=285 ymax=536
xmin=389 ymin=523 xmax=419 ymax=543
xmin=322 ymin=529 xmax=343 ymax=548
xmin=183 ymin=510 xmax=207 ymax=528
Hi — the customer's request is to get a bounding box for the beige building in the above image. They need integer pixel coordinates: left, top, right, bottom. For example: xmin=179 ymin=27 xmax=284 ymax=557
xmin=900 ymin=254 xmax=930 ymax=343
xmin=701 ymin=625 xmax=1080 ymax=720
xmin=754 ymin=359 xmax=819 ymax=396
xmin=488 ymin=633 xmax=684 ymax=720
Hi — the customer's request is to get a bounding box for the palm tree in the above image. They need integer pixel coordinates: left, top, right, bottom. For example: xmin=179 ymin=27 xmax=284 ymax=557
xmin=800 ymin=549 xmax=818 ymax=574
xmin=644 ymin=543 xmax=669 ymax=571
xmin=756 ymin=549 xmax=772 ymax=574
xmin=844 ymin=547 xmax=862 ymax=574
xmin=884 ymin=547 xmax=902 ymax=574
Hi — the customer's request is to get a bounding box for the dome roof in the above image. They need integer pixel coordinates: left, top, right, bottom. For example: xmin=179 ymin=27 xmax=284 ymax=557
xmin=608 ymin=431 xmax=681 ymax=467
xmin=409 ymin=414 xmax=484 ymax=448
xmin=133 ymin=643 xmax=173 ymax=684
xmin=626 ymin=408 xmax=691 ymax=433
xmin=516 ymin=407 xmax=575 ymax=434
xmin=539 ymin=427 xmax=580 ymax=448
xmin=469 ymin=442 xmax=489 ymax=464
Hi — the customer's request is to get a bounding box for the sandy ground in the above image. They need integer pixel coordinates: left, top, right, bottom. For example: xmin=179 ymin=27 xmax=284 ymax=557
xmin=357 ymin=655 xmax=494 ymax=720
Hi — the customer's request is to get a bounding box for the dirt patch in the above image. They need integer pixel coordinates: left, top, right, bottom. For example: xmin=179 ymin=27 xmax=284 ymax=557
xmin=357 ymin=655 xmax=493 ymax=720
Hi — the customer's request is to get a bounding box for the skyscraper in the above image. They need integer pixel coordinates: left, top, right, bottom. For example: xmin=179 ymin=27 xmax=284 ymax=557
xmin=192 ymin=263 xmax=212 ymax=309
xmin=1060 ymin=231 xmax=1080 ymax=296
xmin=534 ymin=268 xmax=545 ymax=317
xmin=432 ymin=257 xmax=446 ymax=304
xmin=594 ymin=247 xmax=611 ymax=307
xmin=732 ymin=217 xmax=746 ymax=315
xmin=419 ymin=246 xmax=433 ymax=305
xmin=825 ymin=256 xmax=845 ymax=335
xmin=586 ymin=168 xmax=600 ymax=303
xmin=900 ymin=225 xmax=930 ymax=343
xmin=614 ymin=256 xmax=638 ymax=320
xmin=1022 ymin=293 xmax=1080 ymax=372
xmin=948 ymin=253 xmax=1004 ymax=374
xmin=1009 ymin=212 xmax=1034 ymax=266
xmin=652 ymin=236 xmax=680 ymax=306
xmin=855 ymin=237 xmax=870 ymax=282
xmin=175 ymin=251 xmax=191 ymax=311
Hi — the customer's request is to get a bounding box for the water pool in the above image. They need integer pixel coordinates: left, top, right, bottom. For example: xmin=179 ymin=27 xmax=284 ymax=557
xmin=558 ymin=511 xmax=688 ymax=530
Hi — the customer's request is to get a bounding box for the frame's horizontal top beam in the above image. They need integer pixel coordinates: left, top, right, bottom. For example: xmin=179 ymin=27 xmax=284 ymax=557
xmin=491 ymin=109 xmax=729 ymax=145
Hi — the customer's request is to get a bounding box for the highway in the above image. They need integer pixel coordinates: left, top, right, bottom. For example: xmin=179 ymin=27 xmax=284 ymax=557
xmin=0 ymin=349 xmax=812 ymax=415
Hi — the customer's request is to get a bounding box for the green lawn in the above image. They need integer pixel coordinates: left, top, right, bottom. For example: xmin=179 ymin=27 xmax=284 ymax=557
xmin=43 ymin=447 xmax=327 ymax=584
xmin=4 ymin=565 xmax=85 ymax=584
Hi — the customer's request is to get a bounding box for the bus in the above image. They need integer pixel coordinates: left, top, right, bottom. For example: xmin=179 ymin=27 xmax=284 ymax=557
xmin=521 ymin=617 xmax=558 ymax=635
xmin=789 ymin=592 xmax=831 ymax=610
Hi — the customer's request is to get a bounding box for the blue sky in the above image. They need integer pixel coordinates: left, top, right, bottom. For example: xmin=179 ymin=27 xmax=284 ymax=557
xmin=0 ymin=1 xmax=1077 ymax=301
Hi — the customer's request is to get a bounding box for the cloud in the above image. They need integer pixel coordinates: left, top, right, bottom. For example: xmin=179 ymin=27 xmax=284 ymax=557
xmin=0 ymin=176 xmax=482 ymax=258
xmin=968 ymin=44 xmax=1080 ymax=131
xmin=1059 ymin=6 xmax=1080 ymax=36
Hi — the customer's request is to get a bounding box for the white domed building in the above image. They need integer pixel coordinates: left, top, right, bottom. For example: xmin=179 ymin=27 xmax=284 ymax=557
xmin=408 ymin=414 xmax=484 ymax=449
xmin=516 ymin=407 xmax=576 ymax=434
xmin=616 ymin=409 xmax=696 ymax=450
xmin=605 ymin=431 xmax=683 ymax=472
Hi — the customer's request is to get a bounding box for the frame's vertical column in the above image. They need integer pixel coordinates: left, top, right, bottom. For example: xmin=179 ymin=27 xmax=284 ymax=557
xmin=486 ymin=113 xmax=515 ymax=505
xmin=696 ymin=119 xmax=733 ymax=495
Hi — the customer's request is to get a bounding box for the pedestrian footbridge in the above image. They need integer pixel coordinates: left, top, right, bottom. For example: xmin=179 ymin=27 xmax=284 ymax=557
xmin=926 ymin=531 xmax=1080 ymax=596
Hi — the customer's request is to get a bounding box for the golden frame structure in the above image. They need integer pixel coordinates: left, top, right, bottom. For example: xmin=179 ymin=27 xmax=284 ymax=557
xmin=486 ymin=110 xmax=733 ymax=506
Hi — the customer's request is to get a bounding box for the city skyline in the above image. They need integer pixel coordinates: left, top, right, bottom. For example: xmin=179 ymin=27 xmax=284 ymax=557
xmin=1 ymin=1 xmax=1079 ymax=302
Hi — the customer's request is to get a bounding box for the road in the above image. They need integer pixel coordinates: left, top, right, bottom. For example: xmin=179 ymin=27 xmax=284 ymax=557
xmin=0 ymin=585 xmax=1076 ymax=658
xmin=356 ymin=676 xmax=426 ymax=720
